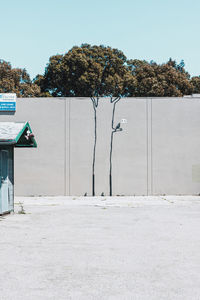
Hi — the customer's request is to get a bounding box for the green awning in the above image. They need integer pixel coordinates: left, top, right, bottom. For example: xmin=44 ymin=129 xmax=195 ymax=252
xmin=0 ymin=122 xmax=37 ymax=147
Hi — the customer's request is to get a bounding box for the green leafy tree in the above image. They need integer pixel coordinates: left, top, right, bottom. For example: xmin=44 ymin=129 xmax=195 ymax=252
xmin=35 ymin=46 xmax=197 ymax=195
xmin=36 ymin=44 xmax=135 ymax=195
xmin=191 ymin=76 xmax=200 ymax=94
xmin=35 ymin=44 xmax=134 ymax=97
xmin=127 ymin=58 xmax=193 ymax=97
xmin=0 ymin=60 xmax=41 ymax=97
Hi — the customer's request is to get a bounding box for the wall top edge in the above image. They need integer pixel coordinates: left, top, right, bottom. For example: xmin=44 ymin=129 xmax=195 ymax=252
xmin=17 ymin=97 xmax=200 ymax=101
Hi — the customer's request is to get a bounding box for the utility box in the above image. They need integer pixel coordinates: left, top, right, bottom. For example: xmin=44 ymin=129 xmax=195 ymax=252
xmin=0 ymin=122 xmax=37 ymax=215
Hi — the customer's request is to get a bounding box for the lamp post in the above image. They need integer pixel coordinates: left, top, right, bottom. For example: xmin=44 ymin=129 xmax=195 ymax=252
xmin=109 ymin=97 xmax=123 ymax=196
xmin=91 ymin=97 xmax=99 ymax=196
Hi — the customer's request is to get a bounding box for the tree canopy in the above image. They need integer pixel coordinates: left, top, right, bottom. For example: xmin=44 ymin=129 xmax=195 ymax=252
xmin=35 ymin=44 xmax=135 ymax=97
xmin=190 ymin=76 xmax=200 ymax=94
xmin=35 ymin=45 xmax=199 ymax=97
xmin=1 ymin=44 xmax=200 ymax=97
xmin=0 ymin=60 xmax=40 ymax=97
xmin=127 ymin=58 xmax=194 ymax=97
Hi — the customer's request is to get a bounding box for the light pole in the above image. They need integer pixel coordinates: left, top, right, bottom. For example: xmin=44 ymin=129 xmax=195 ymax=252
xmin=109 ymin=97 xmax=122 ymax=196
xmin=91 ymin=97 xmax=99 ymax=196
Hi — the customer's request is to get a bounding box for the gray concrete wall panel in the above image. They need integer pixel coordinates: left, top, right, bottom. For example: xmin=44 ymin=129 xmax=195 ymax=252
xmin=112 ymin=98 xmax=147 ymax=195
xmin=152 ymin=98 xmax=200 ymax=195
xmin=0 ymin=98 xmax=66 ymax=196
xmin=1 ymin=96 xmax=200 ymax=196
xmin=69 ymin=98 xmax=94 ymax=196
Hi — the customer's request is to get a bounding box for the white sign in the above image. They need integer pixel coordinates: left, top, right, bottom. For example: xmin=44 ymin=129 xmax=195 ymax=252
xmin=0 ymin=93 xmax=16 ymax=111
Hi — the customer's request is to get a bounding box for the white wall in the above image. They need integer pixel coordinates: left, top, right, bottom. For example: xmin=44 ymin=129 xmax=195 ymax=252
xmin=1 ymin=97 xmax=200 ymax=196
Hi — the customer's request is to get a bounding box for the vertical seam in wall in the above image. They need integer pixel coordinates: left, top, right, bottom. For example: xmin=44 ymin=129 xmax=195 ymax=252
xmin=68 ymin=98 xmax=71 ymax=196
xmin=64 ymin=99 xmax=66 ymax=196
xmin=146 ymin=98 xmax=149 ymax=196
xmin=151 ymin=98 xmax=153 ymax=194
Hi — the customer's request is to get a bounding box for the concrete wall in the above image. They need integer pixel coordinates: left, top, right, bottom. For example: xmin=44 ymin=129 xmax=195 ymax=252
xmin=1 ymin=97 xmax=200 ymax=196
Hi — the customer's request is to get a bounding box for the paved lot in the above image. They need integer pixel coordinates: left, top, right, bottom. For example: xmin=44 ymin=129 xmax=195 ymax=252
xmin=1 ymin=196 xmax=200 ymax=300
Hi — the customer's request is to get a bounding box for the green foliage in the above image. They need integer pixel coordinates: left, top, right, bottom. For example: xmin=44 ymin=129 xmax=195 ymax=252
xmin=127 ymin=58 xmax=193 ymax=97
xmin=0 ymin=60 xmax=41 ymax=97
xmin=191 ymin=76 xmax=200 ymax=94
xmin=35 ymin=46 xmax=196 ymax=97
xmin=35 ymin=44 xmax=134 ymax=97
xmin=1 ymin=44 xmax=198 ymax=98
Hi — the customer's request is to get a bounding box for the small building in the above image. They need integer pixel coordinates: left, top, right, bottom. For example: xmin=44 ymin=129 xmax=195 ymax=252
xmin=0 ymin=122 xmax=37 ymax=215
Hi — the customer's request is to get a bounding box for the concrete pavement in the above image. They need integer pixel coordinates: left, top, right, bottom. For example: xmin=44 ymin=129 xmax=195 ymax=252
xmin=0 ymin=196 xmax=200 ymax=300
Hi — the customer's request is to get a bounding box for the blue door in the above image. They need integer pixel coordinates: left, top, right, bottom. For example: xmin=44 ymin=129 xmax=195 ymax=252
xmin=0 ymin=150 xmax=9 ymax=214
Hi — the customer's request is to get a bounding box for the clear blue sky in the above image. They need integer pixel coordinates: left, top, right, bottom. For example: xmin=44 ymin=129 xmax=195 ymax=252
xmin=0 ymin=0 xmax=200 ymax=79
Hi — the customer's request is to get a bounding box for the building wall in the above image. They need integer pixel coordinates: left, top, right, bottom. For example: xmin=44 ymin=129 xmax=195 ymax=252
xmin=1 ymin=97 xmax=200 ymax=196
